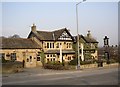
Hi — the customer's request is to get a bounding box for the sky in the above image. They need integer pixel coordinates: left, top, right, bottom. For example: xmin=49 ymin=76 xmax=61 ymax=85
xmin=1 ymin=0 xmax=119 ymax=47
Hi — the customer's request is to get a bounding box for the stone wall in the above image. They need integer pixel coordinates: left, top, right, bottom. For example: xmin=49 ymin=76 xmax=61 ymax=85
xmin=2 ymin=61 xmax=23 ymax=74
xmin=80 ymin=63 xmax=119 ymax=69
xmin=70 ymin=63 xmax=119 ymax=70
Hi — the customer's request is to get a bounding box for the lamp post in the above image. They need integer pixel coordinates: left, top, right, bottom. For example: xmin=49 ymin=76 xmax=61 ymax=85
xmin=76 ymin=0 xmax=86 ymax=70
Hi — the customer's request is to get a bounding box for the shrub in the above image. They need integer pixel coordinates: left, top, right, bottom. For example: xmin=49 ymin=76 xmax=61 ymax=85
xmin=44 ymin=61 xmax=67 ymax=70
xmin=109 ymin=59 xmax=118 ymax=63
xmin=68 ymin=58 xmax=77 ymax=65
xmin=80 ymin=60 xmax=93 ymax=65
xmin=2 ymin=58 xmax=9 ymax=63
xmin=44 ymin=64 xmax=64 ymax=70
xmin=69 ymin=58 xmax=97 ymax=65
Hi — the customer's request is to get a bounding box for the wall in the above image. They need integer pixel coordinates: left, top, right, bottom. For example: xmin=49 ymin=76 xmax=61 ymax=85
xmin=70 ymin=63 xmax=119 ymax=69
xmin=2 ymin=61 xmax=23 ymax=74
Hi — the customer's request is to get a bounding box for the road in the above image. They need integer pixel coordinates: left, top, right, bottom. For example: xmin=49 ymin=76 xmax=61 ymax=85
xmin=2 ymin=67 xmax=118 ymax=85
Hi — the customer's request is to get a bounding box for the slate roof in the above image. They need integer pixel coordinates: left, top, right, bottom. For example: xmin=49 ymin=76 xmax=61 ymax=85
xmin=28 ymin=28 xmax=74 ymax=41
xmin=83 ymin=36 xmax=98 ymax=43
xmin=74 ymin=35 xmax=98 ymax=43
xmin=0 ymin=38 xmax=41 ymax=49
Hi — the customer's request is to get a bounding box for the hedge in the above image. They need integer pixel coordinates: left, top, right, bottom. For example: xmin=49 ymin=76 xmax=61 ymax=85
xmin=69 ymin=58 xmax=97 ymax=65
xmin=44 ymin=62 xmax=68 ymax=70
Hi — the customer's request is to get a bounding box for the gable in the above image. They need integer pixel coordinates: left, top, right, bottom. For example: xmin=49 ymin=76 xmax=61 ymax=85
xmin=28 ymin=28 xmax=75 ymax=41
xmin=58 ymin=31 xmax=72 ymax=40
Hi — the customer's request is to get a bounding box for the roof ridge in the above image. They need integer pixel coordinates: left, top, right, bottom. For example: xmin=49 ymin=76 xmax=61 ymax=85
xmin=53 ymin=28 xmax=66 ymax=32
xmin=37 ymin=30 xmax=52 ymax=33
xmin=37 ymin=28 xmax=66 ymax=33
xmin=3 ymin=38 xmax=32 ymax=41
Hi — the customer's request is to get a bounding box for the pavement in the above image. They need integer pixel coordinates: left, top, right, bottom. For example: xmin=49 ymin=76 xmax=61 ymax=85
xmin=2 ymin=63 xmax=119 ymax=78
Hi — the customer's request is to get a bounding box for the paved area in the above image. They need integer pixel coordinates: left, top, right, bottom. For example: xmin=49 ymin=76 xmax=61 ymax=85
xmin=2 ymin=67 xmax=118 ymax=85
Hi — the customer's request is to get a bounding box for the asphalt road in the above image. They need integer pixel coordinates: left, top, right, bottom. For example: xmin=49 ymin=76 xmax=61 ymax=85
xmin=2 ymin=67 xmax=118 ymax=85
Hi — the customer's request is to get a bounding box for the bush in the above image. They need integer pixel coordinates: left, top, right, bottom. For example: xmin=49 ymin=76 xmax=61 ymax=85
xmin=44 ymin=61 xmax=67 ymax=70
xmin=44 ymin=64 xmax=64 ymax=70
xmin=109 ymin=59 xmax=118 ymax=63
xmin=80 ymin=60 xmax=94 ymax=65
xmin=68 ymin=58 xmax=77 ymax=65
xmin=2 ymin=58 xmax=10 ymax=63
xmin=69 ymin=58 xmax=97 ymax=65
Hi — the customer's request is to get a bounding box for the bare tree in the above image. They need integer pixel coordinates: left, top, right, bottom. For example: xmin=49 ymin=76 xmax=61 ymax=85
xmin=9 ymin=34 xmax=21 ymax=38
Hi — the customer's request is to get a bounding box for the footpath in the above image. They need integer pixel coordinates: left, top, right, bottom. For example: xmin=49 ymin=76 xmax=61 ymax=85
xmin=2 ymin=63 xmax=119 ymax=78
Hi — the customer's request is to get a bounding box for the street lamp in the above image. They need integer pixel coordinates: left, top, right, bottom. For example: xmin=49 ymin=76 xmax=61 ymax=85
xmin=76 ymin=0 xmax=86 ymax=70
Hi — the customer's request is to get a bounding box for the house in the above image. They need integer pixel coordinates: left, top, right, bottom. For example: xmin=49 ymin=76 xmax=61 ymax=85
xmin=74 ymin=30 xmax=98 ymax=61
xmin=0 ymin=37 xmax=42 ymax=68
xmin=28 ymin=24 xmax=75 ymax=63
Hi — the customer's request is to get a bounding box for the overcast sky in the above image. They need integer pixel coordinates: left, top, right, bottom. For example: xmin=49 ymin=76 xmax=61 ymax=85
xmin=1 ymin=0 xmax=119 ymax=47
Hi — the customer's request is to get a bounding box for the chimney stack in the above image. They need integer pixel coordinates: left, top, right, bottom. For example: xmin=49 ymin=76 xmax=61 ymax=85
xmin=31 ymin=23 xmax=36 ymax=32
xmin=87 ymin=30 xmax=92 ymax=38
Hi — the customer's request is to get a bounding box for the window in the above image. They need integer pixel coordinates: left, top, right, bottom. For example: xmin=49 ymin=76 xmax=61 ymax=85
xmin=60 ymin=43 xmax=62 ymax=46
xmin=37 ymin=52 xmax=41 ymax=61
xmin=30 ymin=56 xmax=32 ymax=62
xmin=37 ymin=52 xmax=40 ymax=56
xmin=47 ymin=43 xmax=49 ymax=48
xmin=53 ymin=58 xmax=55 ymax=62
xmin=11 ymin=53 xmax=16 ymax=60
xmin=56 ymin=43 xmax=59 ymax=48
xmin=68 ymin=56 xmax=71 ymax=60
xmin=47 ymin=43 xmax=54 ymax=48
xmin=44 ymin=43 xmax=47 ymax=48
xmin=47 ymin=59 xmax=49 ymax=62
xmin=53 ymin=43 xmax=54 ymax=48
xmin=53 ymin=54 xmax=56 ymax=57
xmin=67 ymin=43 xmax=72 ymax=48
xmin=67 ymin=43 xmax=69 ymax=48
xmin=50 ymin=43 xmax=52 ymax=48
xmin=69 ymin=43 xmax=72 ymax=48
xmin=37 ymin=57 xmax=40 ymax=61
xmin=47 ymin=55 xmax=49 ymax=57
xmin=50 ymin=54 xmax=52 ymax=57
xmin=51 ymin=59 xmax=52 ymax=61
xmin=27 ymin=58 xmax=29 ymax=62
xmin=68 ymin=57 xmax=69 ymax=60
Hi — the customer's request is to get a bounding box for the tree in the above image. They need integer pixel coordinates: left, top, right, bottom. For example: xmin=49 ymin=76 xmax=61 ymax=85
xmin=40 ymin=51 xmax=45 ymax=66
xmin=9 ymin=34 xmax=21 ymax=38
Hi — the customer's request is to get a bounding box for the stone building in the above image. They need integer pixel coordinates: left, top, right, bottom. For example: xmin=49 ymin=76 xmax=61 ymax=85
xmin=0 ymin=38 xmax=42 ymax=68
xmin=74 ymin=31 xmax=98 ymax=61
xmin=98 ymin=45 xmax=118 ymax=62
xmin=1 ymin=24 xmax=99 ymax=68
xmin=28 ymin=24 xmax=75 ymax=63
